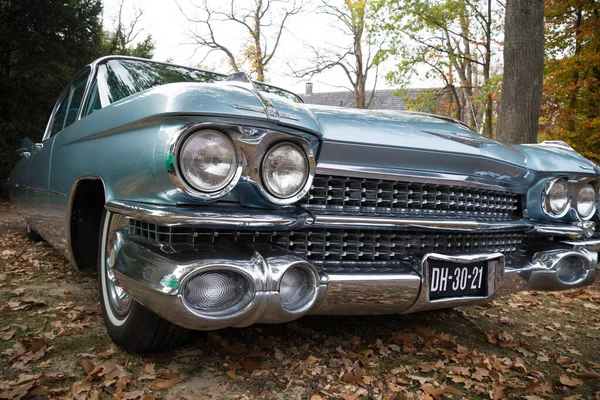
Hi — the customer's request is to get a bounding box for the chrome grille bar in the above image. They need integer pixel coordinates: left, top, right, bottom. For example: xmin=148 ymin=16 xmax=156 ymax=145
xmin=128 ymin=220 xmax=526 ymax=263
xmin=302 ymin=175 xmax=522 ymax=219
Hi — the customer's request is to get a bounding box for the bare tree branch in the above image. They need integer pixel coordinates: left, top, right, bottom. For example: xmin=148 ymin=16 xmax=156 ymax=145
xmin=179 ymin=0 xmax=303 ymax=81
xmin=289 ymin=0 xmax=385 ymax=109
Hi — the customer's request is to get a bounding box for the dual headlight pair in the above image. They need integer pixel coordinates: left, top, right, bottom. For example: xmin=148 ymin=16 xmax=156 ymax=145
xmin=544 ymin=178 xmax=598 ymax=220
xmin=178 ymin=129 xmax=309 ymax=200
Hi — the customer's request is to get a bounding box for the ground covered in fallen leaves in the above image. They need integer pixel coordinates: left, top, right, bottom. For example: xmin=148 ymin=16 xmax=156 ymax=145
xmin=0 ymin=200 xmax=599 ymax=399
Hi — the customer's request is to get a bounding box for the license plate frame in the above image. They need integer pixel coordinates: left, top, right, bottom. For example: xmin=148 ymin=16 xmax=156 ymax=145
xmin=423 ymin=253 xmax=505 ymax=302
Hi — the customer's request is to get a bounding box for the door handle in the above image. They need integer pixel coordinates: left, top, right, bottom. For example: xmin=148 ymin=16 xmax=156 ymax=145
xmin=16 ymin=147 xmax=30 ymax=158
xmin=33 ymin=143 xmax=43 ymax=150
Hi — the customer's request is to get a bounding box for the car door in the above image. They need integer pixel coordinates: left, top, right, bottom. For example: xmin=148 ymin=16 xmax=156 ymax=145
xmin=29 ymin=68 xmax=91 ymax=242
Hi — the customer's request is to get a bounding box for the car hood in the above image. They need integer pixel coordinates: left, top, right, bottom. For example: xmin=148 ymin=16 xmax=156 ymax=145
xmin=264 ymin=96 xmax=599 ymax=181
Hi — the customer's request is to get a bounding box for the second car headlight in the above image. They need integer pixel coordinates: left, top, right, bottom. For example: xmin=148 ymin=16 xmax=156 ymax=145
xmin=576 ymin=184 xmax=597 ymax=219
xmin=544 ymin=178 xmax=570 ymax=217
xmin=262 ymin=143 xmax=308 ymax=198
xmin=179 ymin=130 xmax=237 ymax=192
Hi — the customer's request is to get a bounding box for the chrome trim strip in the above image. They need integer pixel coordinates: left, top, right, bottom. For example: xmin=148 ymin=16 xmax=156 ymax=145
xmin=532 ymin=224 xmax=587 ymax=236
xmin=2 ymin=182 xmax=66 ymax=197
xmin=562 ymin=239 xmax=600 ymax=253
xmin=315 ymin=214 xmax=586 ymax=236
xmin=314 ymin=215 xmax=521 ymax=231
xmin=105 ymin=200 xmax=314 ymax=228
xmin=315 ymin=162 xmax=518 ymax=193
xmin=106 ymin=199 xmax=589 ymax=237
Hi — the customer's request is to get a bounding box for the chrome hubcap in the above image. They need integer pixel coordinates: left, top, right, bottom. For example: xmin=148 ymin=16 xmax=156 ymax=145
xmin=105 ymin=214 xmax=132 ymax=317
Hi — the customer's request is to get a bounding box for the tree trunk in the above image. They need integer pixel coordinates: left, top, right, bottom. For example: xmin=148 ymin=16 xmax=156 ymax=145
xmin=566 ymin=6 xmax=582 ymax=132
xmin=497 ymin=0 xmax=545 ymax=144
xmin=482 ymin=0 xmax=493 ymax=138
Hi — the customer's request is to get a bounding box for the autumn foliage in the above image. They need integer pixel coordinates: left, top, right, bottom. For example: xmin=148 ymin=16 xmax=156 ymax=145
xmin=541 ymin=0 xmax=600 ymax=163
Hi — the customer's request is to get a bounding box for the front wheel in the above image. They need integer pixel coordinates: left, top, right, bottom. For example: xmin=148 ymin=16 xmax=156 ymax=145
xmin=98 ymin=210 xmax=190 ymax=353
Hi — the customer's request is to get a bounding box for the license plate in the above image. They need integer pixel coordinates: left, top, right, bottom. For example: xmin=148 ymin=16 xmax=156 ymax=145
xmin=428 ymin=259 xmax=488 ymax=300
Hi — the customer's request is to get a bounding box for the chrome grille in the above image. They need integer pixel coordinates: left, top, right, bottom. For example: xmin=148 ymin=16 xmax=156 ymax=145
xmin=129 ymin=220 xmax=526 ymax=263
xmin=302 ymin=175 xmax=522 ymax=219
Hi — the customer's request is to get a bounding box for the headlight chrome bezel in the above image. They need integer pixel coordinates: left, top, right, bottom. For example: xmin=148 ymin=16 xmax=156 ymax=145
xmin=179 ymin=129 xmax=240 ymax=193
xmin=261 ymin=142 xmax=310 ymax=200
xmin=542 ymin=177 xmax=571 ymax=218
xmin=167 ymin=124 xmax=316 ymax=204
xmin=541 ymin=176 xmax=599 ymax=221
xmin=168 ymin=127 xmax=243 ymax=201
xmin=575 ymin=183 xmax=597 ymax=220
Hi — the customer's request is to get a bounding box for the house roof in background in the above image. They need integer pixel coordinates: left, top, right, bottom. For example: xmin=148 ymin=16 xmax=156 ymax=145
xmin=300 ymin=88 xmax=434 ymax=110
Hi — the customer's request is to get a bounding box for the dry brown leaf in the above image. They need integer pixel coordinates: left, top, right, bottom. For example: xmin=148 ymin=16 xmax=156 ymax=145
xmin=559 ymin=375 xmax=584 ymax=387
xmin=98 ymin=347 xmax=115 ymax=359
xmin=240 ymin=357 xmax=260 ymax=372
xmin=148 ymin=378 xmax=184 ymax=390
xmin=274 ymin=348 xmax=285 ymax=361
xmin=114 ymin=390 xmax=145 ymax=400
xmin=408 ymin=375 xmax=432 ymax=384
xmin=80 ymin=359 xmax=94 ymax=375
xmin=1 ymin=330 xmax=16 ymax=341
xmin=472 ymin=368 xmax=490 ymax=382
xmin=577 ymin=369 xmax=600 ymax=379
xmin=246 ymin=349 xmax=267 ymax=358
xmin=226 ymin=369 xmax=237 ymax=380
xmin=0 ymin=374 xmax=38 ymax=400
xmin=557 ymin=356 xmax=571 ymax=365
xmin=342 ymin=370 xmax=364 ymax=384
xmin=362 ymin=375 xmax=376 ymax=384
xmin=422 ymin=384 xmax=459 ymax=400
xmin=2 ymin=337 xmax=46 ymax=364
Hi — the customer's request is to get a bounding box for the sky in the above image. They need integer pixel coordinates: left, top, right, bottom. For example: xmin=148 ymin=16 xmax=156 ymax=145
xmin=101 ymin=0 xmax=440 ymax=95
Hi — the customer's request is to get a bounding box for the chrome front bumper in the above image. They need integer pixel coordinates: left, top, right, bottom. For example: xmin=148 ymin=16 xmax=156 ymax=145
xmin=106 ymin=201 xmax=599 ymax=331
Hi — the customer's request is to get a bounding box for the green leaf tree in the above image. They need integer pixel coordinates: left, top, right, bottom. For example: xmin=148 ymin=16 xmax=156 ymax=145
xmin=540 ymin=0 xmax=600 ymax=164
xmin=0 ymin=0 xmax=104 ymax=179
xmin=379 ymin=0 xmax=502 ymax=135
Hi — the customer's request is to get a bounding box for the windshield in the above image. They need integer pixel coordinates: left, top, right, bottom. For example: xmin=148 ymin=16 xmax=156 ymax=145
xmin=97 ymin=59 xmax=226 ymax=104
xmin=95 ymin=58 xmax=302 ymax=106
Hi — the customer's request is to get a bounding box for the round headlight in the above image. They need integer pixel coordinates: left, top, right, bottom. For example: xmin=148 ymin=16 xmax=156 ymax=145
xmin=179 ymin=130 xmax=237 ymax=192
xmin=576 ymin=184 xmax=597 ymax=219
xmin=262 ymin=143 xmax=308 ymax=198
xmin=544 ymin=178 xmax=570 ymax=216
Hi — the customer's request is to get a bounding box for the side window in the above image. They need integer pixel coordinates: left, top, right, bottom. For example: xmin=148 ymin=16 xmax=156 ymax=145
xmin=64 ymin=71 xmax=90 ymax=128
xmin=50 ymin=93 xmax=69 ymax=137
xmin=85 ymin=81 xmax=102 ymax=116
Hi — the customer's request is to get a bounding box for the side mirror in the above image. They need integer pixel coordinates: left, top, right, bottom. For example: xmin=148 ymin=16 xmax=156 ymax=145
xmin=21 ymin=137 xmax=34 ymax=148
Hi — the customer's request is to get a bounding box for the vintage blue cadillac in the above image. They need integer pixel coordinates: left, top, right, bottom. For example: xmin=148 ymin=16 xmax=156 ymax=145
xmin=6 ymin=56 xmax=600 ymax=353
